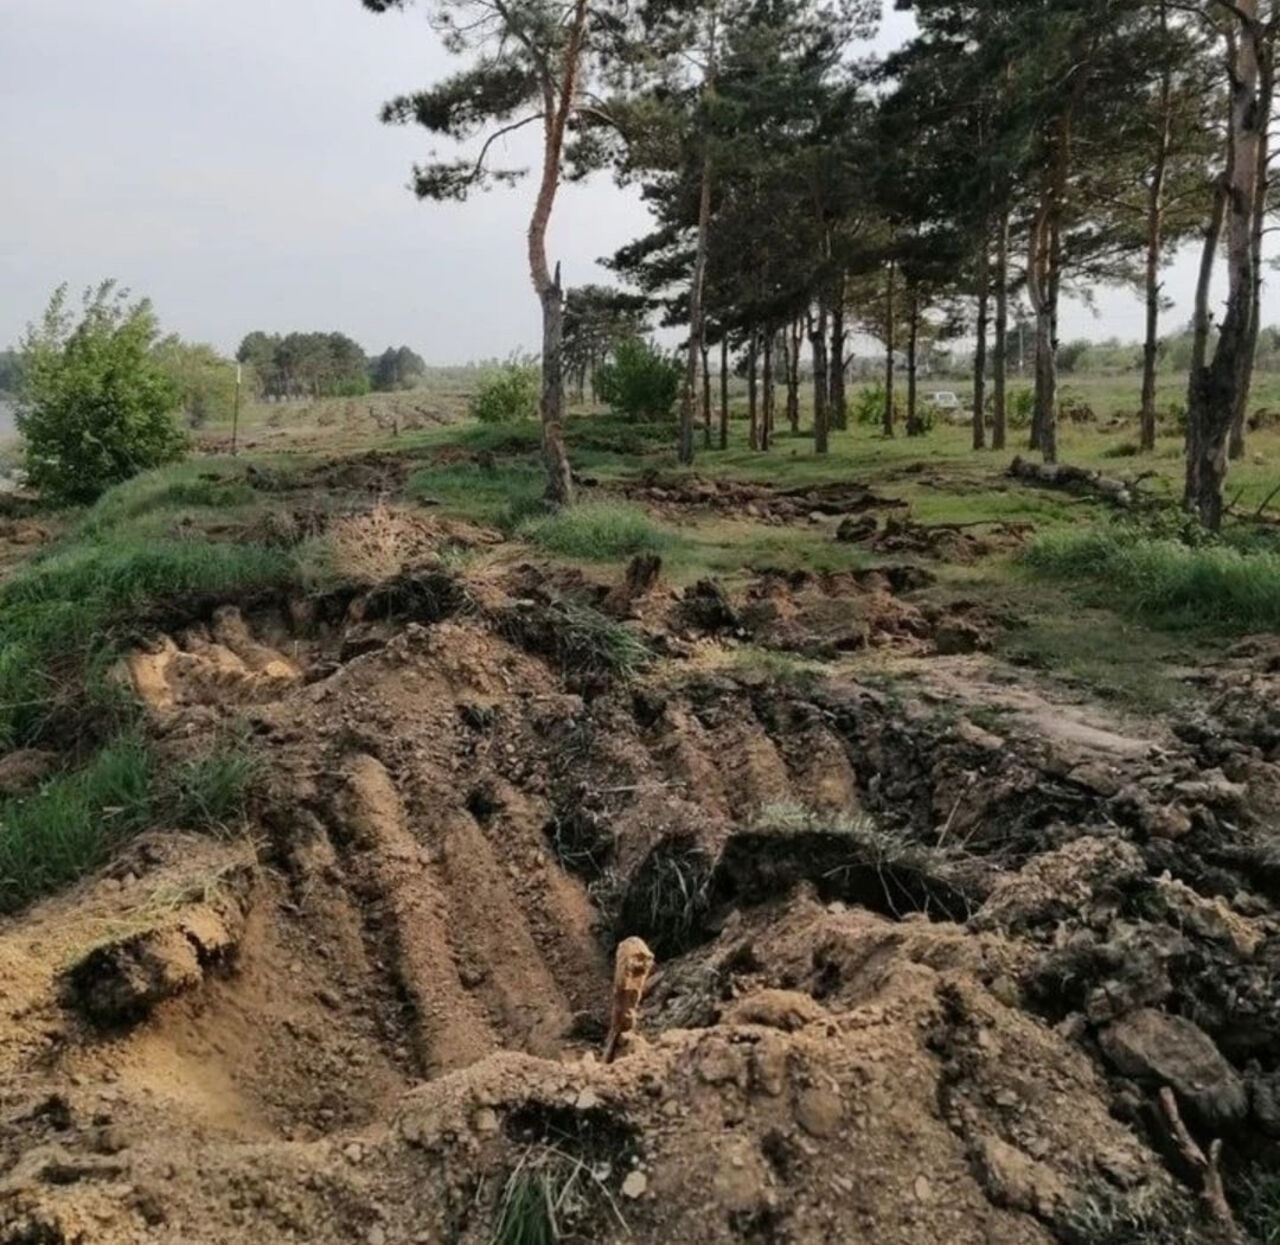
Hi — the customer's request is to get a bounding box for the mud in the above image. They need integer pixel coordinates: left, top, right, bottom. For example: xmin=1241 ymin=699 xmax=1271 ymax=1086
xmin=1 ymin=531 xmax=1278 ymax=1242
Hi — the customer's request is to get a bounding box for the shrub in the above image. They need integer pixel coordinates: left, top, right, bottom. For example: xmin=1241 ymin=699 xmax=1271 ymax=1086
xmin=519 ymin=502 xmax=673 ymax=560
xmin=17 ymin=282 xmax=187 ymax=504
xmin=595 ymin=338 xmax=681 ymax=421
xmin=1007 ymin=387 xmax=1035 ymax=428
xmin=851 ymin=383 xmax=905 ymax=427
xmin=469 ymin=363 xmax=540 ymax=424
xmin=1024 ymin=526 xmax=1280 ymax=633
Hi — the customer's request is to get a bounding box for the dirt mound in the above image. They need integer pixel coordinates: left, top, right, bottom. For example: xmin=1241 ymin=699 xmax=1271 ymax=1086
xmin=602 ymin=474 xmax=907 ymax=525
xmin=3 ymin=550 xmax=1279 ymax=1241
xmin=672 ymin=567 xmax=1001 ymax=658
xmin=838 ymin=516 xmax=1032 ymax=564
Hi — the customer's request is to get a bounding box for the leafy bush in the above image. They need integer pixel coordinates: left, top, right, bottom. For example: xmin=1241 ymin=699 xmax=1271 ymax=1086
xmin=17 ymin=282 xmax=187 ymax=503
xmin=851 ymin=383 xmax=905 ymax=427
xmin=519 ymin=502 xmax=673 ymax=560
xmin=469 ymin=363 xmax=540 ymax=424
xmin=595 ymin=338 xmax=680 ymax=421
xmin=1024 ymin=526 xmax=1280 ymax=632
xmin=1007 ymin=387 xmax=1035 ymax=428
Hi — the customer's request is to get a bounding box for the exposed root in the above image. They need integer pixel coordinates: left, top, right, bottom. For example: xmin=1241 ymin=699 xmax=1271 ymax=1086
xmin=602 ymin=936 xmax=654 ymax=1064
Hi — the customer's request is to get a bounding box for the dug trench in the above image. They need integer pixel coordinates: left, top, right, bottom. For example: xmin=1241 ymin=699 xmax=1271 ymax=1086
xmin=1 ymin=543 xmax=1278 ymax=1243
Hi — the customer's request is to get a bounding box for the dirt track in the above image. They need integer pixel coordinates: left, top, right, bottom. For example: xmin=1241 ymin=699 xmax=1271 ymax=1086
xmin=2 ymin=529 xmax=1278 ymax=1243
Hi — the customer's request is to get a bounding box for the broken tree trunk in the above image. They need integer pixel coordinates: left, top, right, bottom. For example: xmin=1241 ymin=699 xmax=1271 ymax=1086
xmin=603 ymin=936 xmax=654 ymax=1063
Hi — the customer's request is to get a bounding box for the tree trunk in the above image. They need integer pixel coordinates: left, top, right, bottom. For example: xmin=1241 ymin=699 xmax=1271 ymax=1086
xmin=973 ymin=226 xmax=989 ymax=450
xmin=993 ymin=205 xmax=1009 ymax=451
xmin=680 ymin=146 xmax=713 ymax=466
xmin=830 ymin=280 xmax=847 ymax=431
xmin=700 ymin=336 xmax=712 ymax=449
xmin=787 ymin=317 xmax=801 ymax=433
xmin=748 ymin=334 xmax=760 ymax=451
xmin=1141 ymin=5 xmax=1173 ymax=455
xmin=762 ymin=330 xmax=774 ymax=451
xmin=527 ymin=0 xmax=589 ymax=506
xmin=882 ymin=263 xmax=896 ymax=438
xmin=719 ymin=337 xmax=729 ymax=450
xmin=906 ymin=292 xmax=922 ymax=436
xmin=1186 ymin=4 xmax=1267 ymax=529
xmin=1230 ymin=43 xmax=1272 ymax=461
xmin=811 ymin=305 xmax=830 ymax=455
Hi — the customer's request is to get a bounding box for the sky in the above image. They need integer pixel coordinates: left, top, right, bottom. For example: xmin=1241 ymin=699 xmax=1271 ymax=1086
xmin=0 ymin=1 xmax=1255 ymax=364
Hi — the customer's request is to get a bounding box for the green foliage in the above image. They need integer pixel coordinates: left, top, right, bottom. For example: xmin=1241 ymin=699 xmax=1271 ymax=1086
xmin=1007 ymin=387 xmax=1035 ymax=429
xmin=519 ymin=502 xmax=673 ymax=560
xmin=1024 ymin=525 xmax=1280 ymax=633
xmin=594 ymin=338 xmax=680 ymax=421
xmin=369 ymin=345 xmax=427 ymax=392
xmin=469 ymin=363 xmax=540 ymax=424
xmin=0 ymin=348 xmax=21 ymax=394
xmin=407 ymin=458 xmax=547 ymax=528
xmin=17 ymin=283 xmax=187 ymax=504
xmin=236 ymin=329 xmax=370 ymax=400
xmin=153 ymin=336 xmax=237 ymax=428
xmin=0 ymin=733 xmax=256 ymax=914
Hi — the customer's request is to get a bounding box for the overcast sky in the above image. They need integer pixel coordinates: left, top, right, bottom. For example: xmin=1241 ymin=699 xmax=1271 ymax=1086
xmin=0 ymin=1 xmax=1258 ymax=363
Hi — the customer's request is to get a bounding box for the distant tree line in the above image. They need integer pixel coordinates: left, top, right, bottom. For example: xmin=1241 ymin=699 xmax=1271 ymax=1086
xmin=236 ymin=331 xmax=425 ymax=399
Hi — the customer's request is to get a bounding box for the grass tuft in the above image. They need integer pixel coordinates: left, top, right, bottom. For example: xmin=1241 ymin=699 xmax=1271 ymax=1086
xmin=496 ymin=598 xmax=650 ymax=681
xmin=518 ymin=502 xmax=674 ymax=561
xmin=1024 ymin=525 xmax=1280 ymax=633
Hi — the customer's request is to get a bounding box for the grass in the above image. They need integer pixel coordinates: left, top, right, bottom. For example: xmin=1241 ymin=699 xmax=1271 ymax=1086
xmin=0 ymin=733 xmax=256 ymax=914
xmin=519 ymin=502 xmax=675 ymax=560
xmin=407 ymin=459 xmax=547 ymax=529
xmin=496 ymin=598 xmax=650 ymax=681
xmin=1024 ymin=525 xmax=1280 ymax=633
xmin=0 ymin=537 xmax=294 ymax=748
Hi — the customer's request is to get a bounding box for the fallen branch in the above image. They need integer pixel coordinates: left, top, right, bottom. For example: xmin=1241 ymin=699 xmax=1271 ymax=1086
xmin=1008 ymin=456 xmax=1155 ymax=508
xmin=1255 ymin=481 xmax=1280 ymax=518
xmin=1157 ymin=1087 xmax=1242 ymax=1239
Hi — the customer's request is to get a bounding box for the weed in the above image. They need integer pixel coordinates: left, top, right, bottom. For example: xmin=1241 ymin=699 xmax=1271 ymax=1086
xmin=496 ymin=599 xmax=650 ymax=681
xmin=1058 ymin=1180 xmax=1200 ymax=1245
xmin=618 ymin=834 xmax=714 ymax=958
xmin=1024 ymin=526 xmax=1280 ymax=633
xmin=492 ymin=1143 xmax=629 ymax=1245
xmin=161 ymin=744 xmax=259 ymax=830
xmin=518 ymin=502 xmax=674 ymax=561
xmin=1237 ymin=1164 xmax=1280 ymax=1244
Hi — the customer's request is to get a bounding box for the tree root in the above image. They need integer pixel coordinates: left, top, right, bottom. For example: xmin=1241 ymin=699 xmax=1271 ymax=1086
xmin=1157 ymin=1087 xmax=1242 ymax=1240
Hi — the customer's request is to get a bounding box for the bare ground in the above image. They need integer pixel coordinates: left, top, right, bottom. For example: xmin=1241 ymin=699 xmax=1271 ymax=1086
xmin=1 ymin=501 xmax=1278 ymax=1244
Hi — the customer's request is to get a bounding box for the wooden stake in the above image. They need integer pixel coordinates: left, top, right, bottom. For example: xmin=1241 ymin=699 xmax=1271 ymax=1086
xmin=603 ymin=937 xmax=654 ymax=1064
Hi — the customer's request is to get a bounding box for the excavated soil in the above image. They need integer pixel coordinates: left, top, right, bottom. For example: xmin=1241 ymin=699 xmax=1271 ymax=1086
xmin=2 ymin=522 xmax=1279 ymax=1243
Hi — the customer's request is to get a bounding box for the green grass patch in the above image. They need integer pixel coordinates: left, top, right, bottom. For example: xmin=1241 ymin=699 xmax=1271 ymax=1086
xmin=0 ymin=538 xmax=294 ymax=748
xmin=1024 ymin=526 xmax=1280 ymax=633
xmin=406 ymin=460 xmax=547 ymax=529
xmin=0 ymin=734 xmax=256 ymax=914
xmin=518 ymin=502 xmax=674 ymax=561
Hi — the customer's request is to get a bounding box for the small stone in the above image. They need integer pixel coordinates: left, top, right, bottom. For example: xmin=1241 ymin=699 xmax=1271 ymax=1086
xmin=367 ymin=1227 xmax=387 ymax=1245
xmin=621 ymin=1170 xmax=648 ymax=1199
xmin=575 ymin=1087 xmax=600 ymax=1111
xmin=344 ymin=1143 xmax=364 ymax=1164
xmin=913 ymin=1175 xmax=933 ymax=1203
xmin=795 ymin=1086 xmax=843 ymax=1139
xmin=472 ymin=1107 xmax=499 ymax=1134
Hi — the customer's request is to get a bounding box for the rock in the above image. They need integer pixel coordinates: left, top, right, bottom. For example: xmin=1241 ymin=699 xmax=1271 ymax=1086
xmin=795 ymin=1086 xmax=843 ymax=1138
xmin=835 ymin=514 xmax=877 ymax=543
xmin=975 ymin=1134 xmax=1068 ymax=1218
xmin=472 ymin=1107 xmax=499 ymax=1134
xmin=574 ymin=1087 xmax=600 ymax=1111
xmin=954 ymin=718 xmax=1005 ymax=753
xmin=1099 ymin=1009 xmax=1246 ymax=1130
xmin=679 ymin=579 xmax=742 ymax=634
xmin=0 ymin=748 xmax=57 ymax=796
xmin=1069 ymin=761 xmax=1123 ymax=798
xmin=344 ymin=1143 xmax=364 ymax=1164
xmin=367 ymin=1227 xmax=387 ymax=1245
xmin=621 ymin=1170 xmax=647 ymax=1199
xmin=913 ymin=1175 xmax=933 ymax=1203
